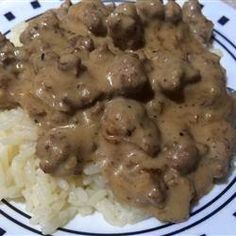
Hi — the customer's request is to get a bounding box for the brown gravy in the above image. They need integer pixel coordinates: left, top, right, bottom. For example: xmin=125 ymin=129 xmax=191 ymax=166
xmin=0 ymin=0 xmax=235 ymax=222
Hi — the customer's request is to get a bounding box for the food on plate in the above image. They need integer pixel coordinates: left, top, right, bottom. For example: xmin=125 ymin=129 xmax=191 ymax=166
xmin=0 ymin=0 xmax=235 ymax=234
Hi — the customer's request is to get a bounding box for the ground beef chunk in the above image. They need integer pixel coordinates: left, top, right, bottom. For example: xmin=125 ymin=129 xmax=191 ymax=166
xmin=20 ymin=11 xmax=59 ymax=44
xmin=107 ymin=3 xmax=144 ymax=50
xmin=69 ymin=35 xmax=95 ymax=52
xmin=68 ymin=0 xmax=109 ymax=36
xmin=150 ymin=51 xmax=200 ymax=94
xmin=183 ymin=0 xmax=213 ymax=44
xmin=0 ymin=34 xmax=17 ymax=108
xmin=106 ymin=54 xmax=147 ymax=95
xmin=165 ymin=0 xmax=182 ymax=23
xmin=164 ymin=141 xmax=200 ymax=174
xmin=136 ymin=0 xmax=164 ymax=23
xmin=0 ymin=69 xmax=16 ymax=108
xmin=58 ymin=53 xmax=81 ymax=73
xmin=37 ymin=129 xmax=79 ymax=176
xmin=102 ymin=98 xmax=160 ymax=156
xmin=0 ymin=33 xmax=16 ymax=67
xmin=206 ymin=122 xmax=235 ymax=179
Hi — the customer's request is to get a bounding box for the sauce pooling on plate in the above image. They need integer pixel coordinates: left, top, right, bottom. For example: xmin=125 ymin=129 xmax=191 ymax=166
xmin=0 ymin=0 xmax=235 ymax=222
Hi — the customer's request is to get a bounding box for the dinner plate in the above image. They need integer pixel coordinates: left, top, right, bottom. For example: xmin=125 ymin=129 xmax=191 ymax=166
xmin=0 ymin=0 xmax=235 ymax=235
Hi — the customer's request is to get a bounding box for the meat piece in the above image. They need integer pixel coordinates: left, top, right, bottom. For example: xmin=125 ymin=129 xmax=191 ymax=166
xmin=102 ymin=98 xmax=142 ymax=140
xmin=136 ymin=0 xmax=164 ymax=23
xmin=160 ymin=168 xmax=194 ymax=222
xmin=69 ymin=35 xmax=94 ymax=52
xmin=0 ymin=33 xmax=15 ymax=67
xmin=37 ymin=124 xmax=98 ymax=176
xmin=56 ymin=0 xmax=72 ymax=21
xmin=187 ymin=52 xmax=225 ymax=108
xmin=102 ymin=98 xmax=160 ymax=156
xmin=158 ymin=61 xmax=183 ymax=92
xmin=192 ymin=120 xmax=236 ymax=179
xmin=207 ymin=122 xmax=235 ymax=179
xmin=58 ymin=53 xmax=81 ymax=73
xmin=107 ymin=3 xmax=144 ymax=50
xmin=19 ymin=93 xmax=68 ymax=127
xmin=37 ymin=128 xmax=79 ymax=176
xmin=68 ymin=0 xmax=109 ymax=36
xmin=164 ymin=141 xmax=200 ymax=174
xmin=106 ymin=54 xmax=147 ymax=95
xmin=0 ymin=34 xmax=17 ymax=107
xmin=150 ymin=51 xmax=200 ymax=94
xmin=0 ymin=68 xmax=12 ymax=90
xmin=69 ymin=81 xmax=102 ymax=108
xmin=33 ymin=61 xmax=102 ymax=112
xmin=60 ymin=0 xmax=72 ymax=9
xmin=86 ymin=44 xmax=114 ymax=94
xmin=0 ymin=32 xmax=12 ymax=49
xmin=183 ymin=0 xmax=213 ymax=44
xmin=183 ymin=61 xmax=201 ymax=83
xmin=165 ymin=0 xmax=182 ymax=23
xmin=33 ymin=66 xmax=71 ymax=112
xmin=209 ymin=159 xmax=229 ymax=179
xmin=20 ymin=11 xmax=59 ymax=44
xmin=146 ymin=97 xmax=165 ymax=119
xmin=0 ymin=33 xmax=5 ymax=44
xmin=0 ymin=69 xmax=16 ymax=108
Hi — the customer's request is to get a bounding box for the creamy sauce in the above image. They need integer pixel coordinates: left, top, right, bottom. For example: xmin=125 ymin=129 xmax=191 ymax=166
xmin=0 ymin=0 xmax=235 ymax=223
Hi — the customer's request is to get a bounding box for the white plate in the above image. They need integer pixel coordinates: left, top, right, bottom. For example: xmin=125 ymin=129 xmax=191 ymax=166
xmin=0 ymin=1 xmax=235 ymax=235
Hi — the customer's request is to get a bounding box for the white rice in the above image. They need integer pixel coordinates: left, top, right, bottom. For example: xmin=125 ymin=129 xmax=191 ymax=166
xmin=10 ymin=22 xmax=27 ymax=47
